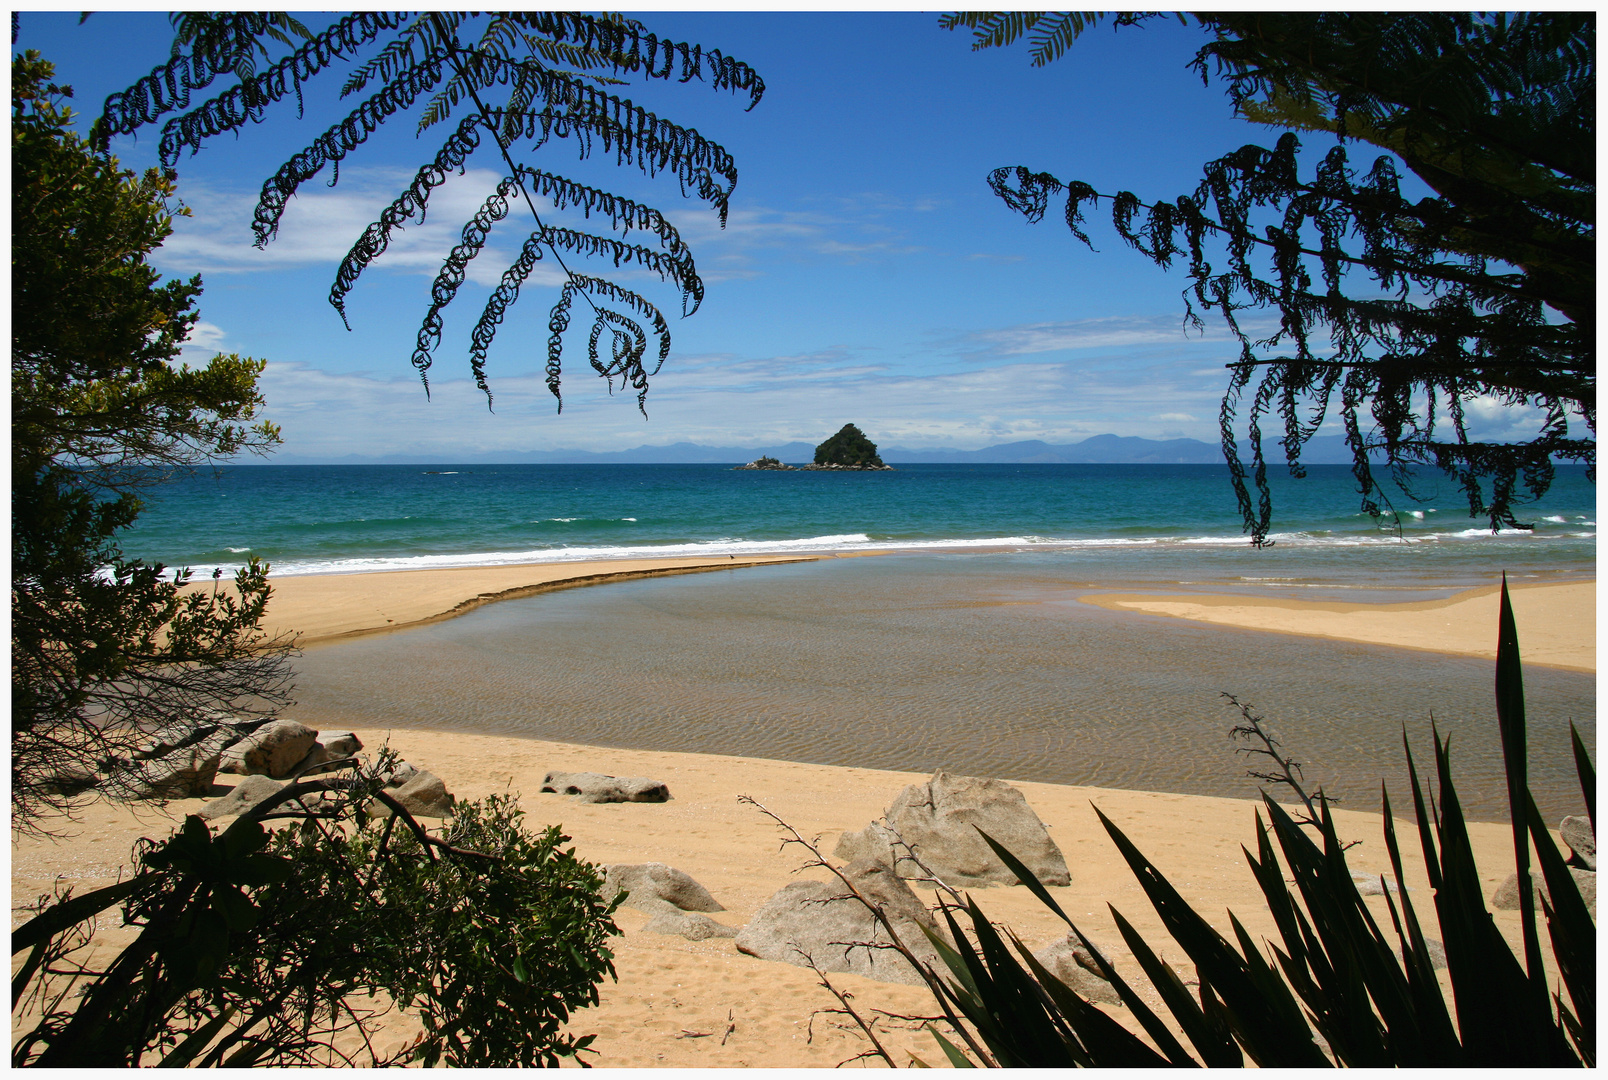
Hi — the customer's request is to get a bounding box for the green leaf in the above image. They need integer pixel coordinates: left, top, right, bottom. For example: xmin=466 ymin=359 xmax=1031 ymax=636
xmin=927 ymin=1025 xmax=976 ymax=1068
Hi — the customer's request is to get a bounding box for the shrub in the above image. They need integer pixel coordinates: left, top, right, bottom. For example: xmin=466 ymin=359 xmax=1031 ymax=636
xmin=11 ymin=758 xmax=620 ymax=1067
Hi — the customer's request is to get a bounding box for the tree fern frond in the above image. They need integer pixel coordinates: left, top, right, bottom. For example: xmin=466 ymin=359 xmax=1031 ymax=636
xmin=412 ymin=177 xmax=525 ymax=396
xmin=340 ymin=16 xmax=434 ymax=99
xmin=152 ymin=12 xmax=411 ymax=165
xmin=469 ymin=234 xmax=552 ymax=396
xmin=97 ymin=11 xmax=324 ymax=148
xmin=544 ymin=274 xmax=670 ymax=412
xmin=329 ymin=113 xmax=489 ymax=326
xmin=103 ymin=11 xmax=762 ymax=409
xmin=253 ymin=46 xmax=452 ymax=247
xmin=477 ymin=63 xmax=742 ymax=217
xmin=508 ymin=12 xmax=765 ymax=109
xmin=1027 ymin=14 xmax=1109 ymax=67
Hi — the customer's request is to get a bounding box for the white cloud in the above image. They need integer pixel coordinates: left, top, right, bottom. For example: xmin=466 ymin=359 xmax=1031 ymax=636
xmin=965 ymin=314 xmax=1236 ymax=356
xmin=252 ymin=343 xmax=1237 ymax=458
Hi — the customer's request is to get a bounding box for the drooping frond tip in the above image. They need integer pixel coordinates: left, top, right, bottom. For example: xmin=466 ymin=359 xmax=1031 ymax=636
xmin=99 ymin=11 xmax=759 ymax=415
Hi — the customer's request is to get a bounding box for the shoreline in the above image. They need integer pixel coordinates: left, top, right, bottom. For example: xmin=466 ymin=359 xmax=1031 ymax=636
xmin=12 ymin=727 xmax=1562 ymax=1067
xmin=1082 ymin=578 xmax=1595 ymax=673
xmin=242 ymin=555 xmax=831 ymax=645
xmin=234 ymin=552 xmax=1595 ymax=672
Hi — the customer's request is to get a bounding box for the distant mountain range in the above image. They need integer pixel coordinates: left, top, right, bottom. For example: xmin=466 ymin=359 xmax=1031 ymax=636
xmin=267 ymin=433 xmax=1385 ymax=466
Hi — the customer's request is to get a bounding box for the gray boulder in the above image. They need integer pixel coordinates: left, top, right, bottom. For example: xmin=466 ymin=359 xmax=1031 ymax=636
xmin=288 ymin=731 xmax=365 ymax=776
xmin=644 ymin=911 xmax=739 ymax=940
xmin=110 ymin=727 xmax=234 ymax=800
xmin=1492 ymin=867 xmax=1596 ymax=912
xmin=1560 ymin=815 xmax=1595 ymax=870
xmin=834 ymin=771 xmax=1069 ymax=888
xmin=735 ymin=858 xmax=945 ymax=986
xmin=604 ymin=863 xmax=724 ymax=914
xmin=219 ymin=720 xmax=318 ymax=779
xmin=198 ymin=774 xmax=286 ymax=820
xmin=367 ymin=768 xmax=455 ymax=818
xmin=540 ymin=770 xmax=670 ymax=804
xmin=1031 ymin=935 xmax=1121 ymax=1004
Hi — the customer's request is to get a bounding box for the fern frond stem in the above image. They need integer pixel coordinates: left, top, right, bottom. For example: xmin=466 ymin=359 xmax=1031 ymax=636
xmin=432 ymin=13 xmax=601 ymax=320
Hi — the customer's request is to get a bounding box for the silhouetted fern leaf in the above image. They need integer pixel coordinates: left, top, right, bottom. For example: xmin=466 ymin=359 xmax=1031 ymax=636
xmin=99 ymin=12 xmax=761 ymax=412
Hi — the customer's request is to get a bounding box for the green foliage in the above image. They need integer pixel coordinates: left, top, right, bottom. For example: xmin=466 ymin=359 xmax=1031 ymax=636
xmin=94 ymin=12 xmax=765 ymax=411
xmin=942 ymin=12 xmax=1594 ymax=545
xmin=887 ymin=579 xmax=1594 ymax=1066
xmin=814 ymin=423 xmax=885 ymax=467
xmin=11 ymin=765 xmax=621 ymax=1067
xmin=10 ymin=52 xmax=290 ymax=831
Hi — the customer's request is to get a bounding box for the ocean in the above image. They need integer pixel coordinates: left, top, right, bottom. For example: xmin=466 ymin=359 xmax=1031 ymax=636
xmin=124 ymin=462 xmax=1596 ymax=584
xmin=124 ymin=462 xmax=1595 ymax=823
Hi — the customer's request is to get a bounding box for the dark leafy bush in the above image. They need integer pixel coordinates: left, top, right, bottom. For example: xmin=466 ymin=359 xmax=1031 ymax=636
xmin=11 ymin=760 xmax=620 ymax=1067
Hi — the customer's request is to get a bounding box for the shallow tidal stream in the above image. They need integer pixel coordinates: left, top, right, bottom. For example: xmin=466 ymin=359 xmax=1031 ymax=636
xmin=288 ymin=554 xmax=1595 ymax=825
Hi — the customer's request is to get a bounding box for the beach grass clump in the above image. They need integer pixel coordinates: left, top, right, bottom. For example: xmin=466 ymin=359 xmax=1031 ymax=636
xmin=10 ymin=756 xmax=621 ymax=1067
xmin=833 ymin=579 xmax=1595 ymax=1067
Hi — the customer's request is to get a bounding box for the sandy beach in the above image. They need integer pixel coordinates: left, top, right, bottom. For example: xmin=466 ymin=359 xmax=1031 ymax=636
xmin=1083 ymin=579 xmax=1596 ymax=673
xmin=11 ymin=728 xmax=1561 ymax=1067
xmin=21 ymin=561 xmax=1592 ymax=1064
xmin=244 ymin=555 xmax=826 ymax=644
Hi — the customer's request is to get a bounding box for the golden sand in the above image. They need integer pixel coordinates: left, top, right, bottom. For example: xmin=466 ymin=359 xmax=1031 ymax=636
xmin=13 ymin=729 xmax=1560 ymax=1067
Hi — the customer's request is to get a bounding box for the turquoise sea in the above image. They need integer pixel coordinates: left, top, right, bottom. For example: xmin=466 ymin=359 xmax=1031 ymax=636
xmin=126 ymin=462 xmax=1595 ymax=585
xmin=125 ymin=463 xmax=1595 ymax=823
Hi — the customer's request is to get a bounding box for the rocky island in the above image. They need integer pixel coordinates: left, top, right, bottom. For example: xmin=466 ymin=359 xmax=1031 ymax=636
xmin=736 ymin=424 xmax=893 ymax=471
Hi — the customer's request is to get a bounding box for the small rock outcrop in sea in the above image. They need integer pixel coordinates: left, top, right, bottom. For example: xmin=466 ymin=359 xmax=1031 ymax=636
xmin=808 ymin=423 xmax=893 ymax=470
xmin=834 ymin=770 xmax=1070 ymax=888
xmin=540 ymin=770 xmax=672 ymax=803
xmin=734 ymin=455 xmax=795 ymax=470
xmin=1032 ymin=934 xmax=1122 ymax=1004
xmin=735 ymin=858 xmax=945 ymax=985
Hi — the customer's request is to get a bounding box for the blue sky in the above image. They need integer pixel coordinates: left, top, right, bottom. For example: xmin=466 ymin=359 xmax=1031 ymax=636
xmin=18 ymin=11 xmax=1538 ymax=460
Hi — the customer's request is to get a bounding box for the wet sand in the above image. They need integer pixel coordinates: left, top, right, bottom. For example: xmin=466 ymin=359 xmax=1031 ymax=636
xmin=243 ymin=558 xmax=1592 ymax=672
xmin=239 ymin=555 xmax=823 ymax=643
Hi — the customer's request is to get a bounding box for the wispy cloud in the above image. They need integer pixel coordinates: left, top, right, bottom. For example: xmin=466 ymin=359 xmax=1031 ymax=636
xmin=252 ymin=342 xmax=1240 ymax=458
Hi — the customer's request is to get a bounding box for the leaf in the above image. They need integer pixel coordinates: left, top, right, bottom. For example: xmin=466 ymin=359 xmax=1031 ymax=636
xmin=927 ymin=1025 xmax=976 ymax=1068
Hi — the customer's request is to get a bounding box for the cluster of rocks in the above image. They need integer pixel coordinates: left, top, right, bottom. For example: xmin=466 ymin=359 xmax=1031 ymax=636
xmin=1492 ymin=813 xmax=1596 ymax=912
xmin=88 ymin=717 xmax=360 ymax=803
xmin=733 ymin=456 xmax=795 ymax=471
xmin=62 ymin=714 xmax=462 ymax=825
xmin=735 ymin=770 xmax=1099 ymax=992
xmin=799 ymin=462 xmax=894 ymax=471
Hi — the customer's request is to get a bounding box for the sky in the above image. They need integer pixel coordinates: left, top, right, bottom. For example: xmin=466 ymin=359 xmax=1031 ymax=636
xmin=15 ymin=11 xmax=1533 ymax=461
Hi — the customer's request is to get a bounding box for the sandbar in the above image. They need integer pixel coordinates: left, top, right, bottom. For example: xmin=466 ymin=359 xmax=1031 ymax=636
xmin=1082 ymin=580 xmax=1596 ymax=673
xmin=232 ymin=556 xmax=823 ymax=645
xmin=11 ymin=728 xmax=1561 ymax=1068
